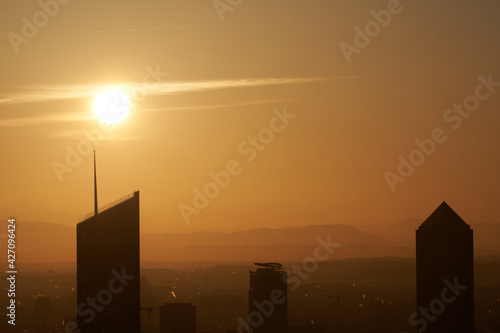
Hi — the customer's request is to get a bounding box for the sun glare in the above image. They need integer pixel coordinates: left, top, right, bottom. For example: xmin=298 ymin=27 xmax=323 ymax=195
xmin=93 ymin=88 xmax=131 ymax=124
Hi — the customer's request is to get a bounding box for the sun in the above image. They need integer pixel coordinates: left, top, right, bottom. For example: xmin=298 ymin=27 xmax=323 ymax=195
xmin=93 ymin=88 xmax=131 ymax=124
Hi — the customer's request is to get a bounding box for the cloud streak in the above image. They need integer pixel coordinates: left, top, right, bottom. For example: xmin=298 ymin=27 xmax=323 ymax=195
xmin=0 ymin=98 xmax=303 ymax=128
xmin=0 ymin=76 xmax=362 ymax=128
xmin=138 ymin=97 xmax=309 ymax=113
xmin=0 ymin=76 xmax=360 ymax=106
xmin=0 ymin=112 xmax=90 ymax=128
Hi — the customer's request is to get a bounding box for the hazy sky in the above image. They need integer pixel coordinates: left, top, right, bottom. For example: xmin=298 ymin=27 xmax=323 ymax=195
xmin=1 ymin=0 xmax=499 ymax=233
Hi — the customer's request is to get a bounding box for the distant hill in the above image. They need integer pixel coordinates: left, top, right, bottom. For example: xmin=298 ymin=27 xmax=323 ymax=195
xmin=354 ymin=218 xmax=422 ymax=247
xmin=3 ymin=220 xmax=75 ymax=263
xmin=1 ymin=220 xmax=499 ymax=264
xmin=142 ymin=224 xmax=397 ymax=248
xmin=355 ymin=219 xmax=500 ymax=250
xmin=473 ymin=223 xmax=500 ymax=250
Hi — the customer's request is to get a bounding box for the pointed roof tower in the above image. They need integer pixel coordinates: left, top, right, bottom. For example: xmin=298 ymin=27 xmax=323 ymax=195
xmin=418 ymin=201 xmax=470 ymax=229
xmin=94 ymin=150 xmax=98 ymax=217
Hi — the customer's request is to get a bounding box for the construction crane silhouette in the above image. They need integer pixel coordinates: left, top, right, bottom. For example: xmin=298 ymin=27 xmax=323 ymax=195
xmin=254 ymin=262 xmax=283 ymax=270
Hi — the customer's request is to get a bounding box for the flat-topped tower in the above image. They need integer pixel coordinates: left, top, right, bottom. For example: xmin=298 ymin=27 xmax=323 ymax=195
xmin=76 ymin=152 xmax=140 ymax=333
xmin=77 ymin=191 xmax=140 ymax=333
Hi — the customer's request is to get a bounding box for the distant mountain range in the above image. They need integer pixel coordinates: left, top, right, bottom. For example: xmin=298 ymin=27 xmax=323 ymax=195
xmin=2 ymin=220 xmax=499 ymax=264
xmin=355 ymin=218 xmax=500 ymax=251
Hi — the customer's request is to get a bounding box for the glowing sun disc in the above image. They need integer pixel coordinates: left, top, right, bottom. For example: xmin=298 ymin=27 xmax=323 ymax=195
xmin=93 ymin=89 xmax=131 ymax=124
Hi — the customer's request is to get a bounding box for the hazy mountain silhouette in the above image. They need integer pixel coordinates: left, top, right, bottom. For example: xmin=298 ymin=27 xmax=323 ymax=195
xmin=2 ymin=220 xmax=75 ymax=263
xmin=354 ymin=218 xmax=422 ymax=247
xmin=3 ymin=219 xmax=499 ymax=264
xmin=142 ymin=224 xmax=397 ymax=248
xmin=473 ymin=222 xmax=500 ymax=250
xmin=356 ymin=219 xmax=500 ymax=249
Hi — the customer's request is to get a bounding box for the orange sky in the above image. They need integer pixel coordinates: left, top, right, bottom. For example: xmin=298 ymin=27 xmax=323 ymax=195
xmin=0 ymin=0 xmax=499 ymax=233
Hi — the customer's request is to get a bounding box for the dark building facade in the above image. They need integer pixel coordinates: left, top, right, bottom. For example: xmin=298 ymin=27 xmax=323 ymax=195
xmin=416 ymin=202 xmax=474 ymax=333
xmin=77 ymin=191 xmax=140 ymax=333
xmin=159 ymin=303 xmax=196 ymax=333
xmin=249 ymin=263 xmax=288 ymax=333
xmin=33 ymin=295 xmax=52 ymax=333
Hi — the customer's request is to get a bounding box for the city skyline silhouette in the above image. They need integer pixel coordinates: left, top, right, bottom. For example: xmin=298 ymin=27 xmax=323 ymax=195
xmin=1 ymin=0 xmax=500 ymax=332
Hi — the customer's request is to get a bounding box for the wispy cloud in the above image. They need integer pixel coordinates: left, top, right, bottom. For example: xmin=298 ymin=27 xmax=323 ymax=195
xmin=0 ymin=76 xmax=362 ymax=128
xmin=0 ymin=86 xmax=101 ymax=106
xmin=138 ymin=97 xmax=308 ymax=113
xmin=93 ymin=25 xmax=216 ymax=33
xmin=0 ymin=112 xmax=90 ymax=128
xmin=0 ymin=76 xmax=360 ymax=106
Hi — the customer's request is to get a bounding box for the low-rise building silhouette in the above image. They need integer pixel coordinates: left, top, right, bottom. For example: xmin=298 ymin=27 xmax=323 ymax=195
xmin=33 ymin=295 xmax=52 ymax=333
xmin=159 ymin=303 xmax=196 ymax=333
xmin=249 ymin=263 xmax=288 ymax=333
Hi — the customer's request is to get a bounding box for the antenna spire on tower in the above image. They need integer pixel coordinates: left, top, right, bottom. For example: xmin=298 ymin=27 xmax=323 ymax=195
xmin=94 ymin=150 xmax=98 ymax=216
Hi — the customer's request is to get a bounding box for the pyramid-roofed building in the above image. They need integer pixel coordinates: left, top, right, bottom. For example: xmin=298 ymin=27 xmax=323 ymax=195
xmin=416 ymin=202 xmax=474 ymax=333
xmin=418 ymin=201 xmax=470 ymax=229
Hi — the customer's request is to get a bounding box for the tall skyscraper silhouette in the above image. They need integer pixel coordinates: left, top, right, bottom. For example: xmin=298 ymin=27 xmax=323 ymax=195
xmin=159 ymin=303 xmax=196 ymax=333
xmin=416 ymin=202 xmax=474 ymax=333
xmin=77 ymin=153 xmax=140 ymax=332
xmin=248 ymin=263 xmax=288 ymax=333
